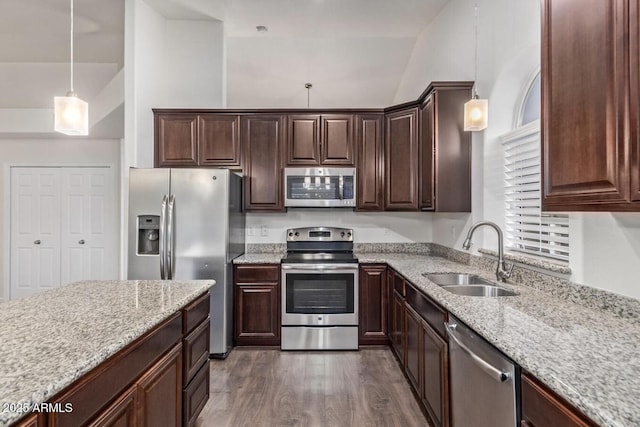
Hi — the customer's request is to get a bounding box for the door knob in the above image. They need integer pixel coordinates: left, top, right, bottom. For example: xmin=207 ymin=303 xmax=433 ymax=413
xmin=34 ymin=240 xmax=41 ymax=245
xmin=78 ymin=239 xmax=85 ymax=245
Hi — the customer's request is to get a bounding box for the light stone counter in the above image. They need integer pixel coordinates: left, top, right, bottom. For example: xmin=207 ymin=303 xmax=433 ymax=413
xmin=0 ymin=280 xmax=213 ymax=427
xmin=358 ymin=253 xmax=639 ymax=427
xmin=236 ymin=251 xmax=640 ymax=426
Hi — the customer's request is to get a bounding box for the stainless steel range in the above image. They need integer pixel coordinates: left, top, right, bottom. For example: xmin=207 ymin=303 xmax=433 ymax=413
xmin=280 ymin=227 xmax=359 ymax=350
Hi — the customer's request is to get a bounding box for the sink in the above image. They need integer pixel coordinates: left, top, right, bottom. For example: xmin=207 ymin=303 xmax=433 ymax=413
xmin=441 ymin=285 xmax=518 ymax=297
xmin=423 ymin=273 xmax=494 ymax=286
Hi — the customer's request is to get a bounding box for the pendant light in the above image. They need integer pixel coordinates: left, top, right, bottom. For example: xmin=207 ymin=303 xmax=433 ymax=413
xmin=464 ymin=2 xmax=488 ymax=131
xmin=54 ymin=0 xmax=88 ymax=136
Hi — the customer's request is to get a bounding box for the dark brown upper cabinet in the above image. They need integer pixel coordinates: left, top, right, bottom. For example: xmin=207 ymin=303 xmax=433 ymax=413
xmin=286 ymin=115 xmax=321 ymax=165
xmin=154 ymin=112 xmax=241 ymax=168
xmin=241 ymin=115 xmax=285 ymax=212
xmin=356 ymin=114 xmax=384 ymax=211
xmin=541 ymin=0 xmax=640 ymax=211
xmin=385 ymin=107 xmax=419 ymax=210
xmin=155 ymin=113 xmax=198 ymax=167
xmin=198 ymin=114 xmax=241 ymax=167
xmin=419 ymin=84 xmax=472 ymax=212
xmin=286 ymin=114 xmax=355 ymax=166
xmin=320 ymin=114 xmax=355 ymax=165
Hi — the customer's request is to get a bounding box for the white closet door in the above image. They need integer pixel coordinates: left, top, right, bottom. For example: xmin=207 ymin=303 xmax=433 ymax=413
xmin=60 ymin=168 xmax=117 ymax=285
xmin=10 ymin=168 xmax=61 ymax=299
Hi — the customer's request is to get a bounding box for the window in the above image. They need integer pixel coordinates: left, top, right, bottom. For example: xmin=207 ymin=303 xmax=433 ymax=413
xmin=503 ymin=72 xmax=569 ymax=262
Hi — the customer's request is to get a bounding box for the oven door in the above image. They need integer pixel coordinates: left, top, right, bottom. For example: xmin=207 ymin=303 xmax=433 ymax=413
xmin=281 ymin=263 xmax=358 ymax=326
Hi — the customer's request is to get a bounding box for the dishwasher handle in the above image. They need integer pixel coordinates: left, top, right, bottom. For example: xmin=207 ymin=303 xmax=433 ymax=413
xmin=445 ymin=322 xmax=511 ymax=383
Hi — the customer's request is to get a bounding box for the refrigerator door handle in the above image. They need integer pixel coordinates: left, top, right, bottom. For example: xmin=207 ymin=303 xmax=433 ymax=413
xmin=167 ymin=194 xmax=176 ymax=279
xmin=159 ymin=194 xmax=168 ymax=279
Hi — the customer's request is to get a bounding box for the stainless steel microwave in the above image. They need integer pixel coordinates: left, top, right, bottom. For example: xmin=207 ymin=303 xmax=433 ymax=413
xmin=284 ymin=167 xmax=356 ymax=208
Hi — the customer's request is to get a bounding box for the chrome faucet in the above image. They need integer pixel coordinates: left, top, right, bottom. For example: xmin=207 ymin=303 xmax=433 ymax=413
xmin=462 ymin=221 xmax=514 ymax=282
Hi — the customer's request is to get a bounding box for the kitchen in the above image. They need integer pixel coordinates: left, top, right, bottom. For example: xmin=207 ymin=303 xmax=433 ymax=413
xmin=1 ymin=0 xmax=640 ymax=426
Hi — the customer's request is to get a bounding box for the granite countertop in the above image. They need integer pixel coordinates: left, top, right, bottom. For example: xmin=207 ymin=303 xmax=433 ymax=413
xmin=0 ymin=280 xmax=214 ymax=427
xmin=237 ymin=251 xmax=639 ymax=426
xmin=234 ymin=253 xmax=284 ymax=264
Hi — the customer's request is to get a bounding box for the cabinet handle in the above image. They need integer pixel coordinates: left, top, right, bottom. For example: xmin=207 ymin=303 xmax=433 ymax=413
xmin=34 ymin=240 xmax=41 ymax=245
xmin=521 ymin=421 xmax=535 ymax=427
xmin=78 ymin=239 xmax=85 ymax=245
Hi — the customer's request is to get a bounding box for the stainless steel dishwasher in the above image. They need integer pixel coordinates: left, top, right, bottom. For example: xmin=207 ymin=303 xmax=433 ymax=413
xmin=446 ymin=316 xmax=518 ymax=427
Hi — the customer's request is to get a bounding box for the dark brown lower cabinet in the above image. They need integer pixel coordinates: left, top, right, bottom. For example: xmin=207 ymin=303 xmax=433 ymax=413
xmin=15 ymin=414 xmax=45 ymax=427
xmin=183 ymin=362 xmax=211 ymax=427
xmin=391 ymin=289 xmax=406 ymax=362
xmin=404 ymin=304 xmax=422 ymax=392
xmin=521 ymin=372 xmax=596 ymax=427
xmin=359 ymin=264 xmax=389 ymax=345
xmin=136 ymin=344 xmax=183 ymax=427
xmin=421 ymin=319 xmax=449 ymax=427
xmin=386 ymin=272 xmax=450 ymax=427
xmin=88 ymin=386 xmax=137 ymax=427
xmin=234 ymin=264 xmax=281 ymax=346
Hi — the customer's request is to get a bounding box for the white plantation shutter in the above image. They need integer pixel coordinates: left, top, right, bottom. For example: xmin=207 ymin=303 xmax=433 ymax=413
xmin=502 ymin=120 xmax=569 ymax=262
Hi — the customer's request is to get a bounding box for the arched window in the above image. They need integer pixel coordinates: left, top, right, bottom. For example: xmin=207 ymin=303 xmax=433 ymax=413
xmin=502 ymin=72 xmax=569 ymax=262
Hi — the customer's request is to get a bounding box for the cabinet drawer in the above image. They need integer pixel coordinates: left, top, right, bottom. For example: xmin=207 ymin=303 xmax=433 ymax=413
xmin=183 ymin=361 xmax=210 ymax=427
xmin=521 ymin=372 xmax=595 ymax=427
xmin=183 ymin=318 xmax=210 ymax=385
xmin=182 ymin=292 xmax=210 ymax=335
xmin=235 ymin=264 xmax=280 ymax=283
xmin=406 ymin=284 xmax=447 ymax=338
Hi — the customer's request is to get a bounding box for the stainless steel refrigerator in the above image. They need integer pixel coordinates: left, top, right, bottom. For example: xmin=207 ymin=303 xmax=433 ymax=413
xmin=127 ymin=168 xmax=245 ymax=358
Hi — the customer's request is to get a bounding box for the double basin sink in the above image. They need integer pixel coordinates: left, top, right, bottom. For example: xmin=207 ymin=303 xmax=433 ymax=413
xmin=423 ymin=273 xmax=518 ymax=297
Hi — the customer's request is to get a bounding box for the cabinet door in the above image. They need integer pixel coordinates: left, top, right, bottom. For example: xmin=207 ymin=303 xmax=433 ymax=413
xmin=235 ymin=284 xmax=281 ymax=345
xmin=356 ymin=114 xmax=384 ymax=211
xmin=198 ymin=114 xmax=241 ymax=167
xmin=404 ymin=304 xmax=422 ymax=393
xmin=286 ymin=115 xmax=321 ymax=165
xmin=392 ymin=290 xmax=406 ymax=363
xmin=419 ymin=96 xmax=435 ymax=210
xmin=521 ymin=373 xmax=595 ymax=427
xmin=136 ymin=344 xmax=182 ymax=427
xmin=431 ymin=86 xmax=472 ymax=212
xmin=155 ymin=114 xmax=198 ymax=167
xmin=242 ymin=115 xmax=285 ymax=211
xmin=358 ymin=264 xmax=388 ymax=345
xmin=15 ymin=414 xmax=45 ymax=427
xmin=385 ymin=108 xmax=419 ymax=210
xmin=422 ymin=320 xmax=449 ymax=427
xmin=321 ymin=114 xmax=355 ymax=165
xmin=630 ymin=0 xmax=640 ymax=202
xmin=541 ymin=0 xmax=627 ymax=209
xmin=88 ymin=386 xmax=136 ymax=427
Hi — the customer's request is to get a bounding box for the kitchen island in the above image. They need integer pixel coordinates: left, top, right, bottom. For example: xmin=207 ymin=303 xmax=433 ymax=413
xmin=0 ymin=279 xmax=213 ymax=427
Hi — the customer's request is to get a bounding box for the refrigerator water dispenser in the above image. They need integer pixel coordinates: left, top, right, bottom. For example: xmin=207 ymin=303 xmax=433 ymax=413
xmin=137 ymin=215 xmax=160 ymax=255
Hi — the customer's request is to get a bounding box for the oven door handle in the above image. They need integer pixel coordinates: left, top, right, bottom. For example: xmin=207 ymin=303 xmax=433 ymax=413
xmin=282 ymin=264 xmax=358 ymax=271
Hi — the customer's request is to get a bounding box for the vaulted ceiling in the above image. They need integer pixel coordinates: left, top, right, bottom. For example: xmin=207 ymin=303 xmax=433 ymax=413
xmin=1 ymin=0 xmax=450 ymax=110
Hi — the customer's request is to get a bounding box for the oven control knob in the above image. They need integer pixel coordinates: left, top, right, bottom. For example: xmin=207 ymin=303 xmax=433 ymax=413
xmin=347 ymin=232 xmax=352 ymax=237
xmin=294 ymin=232 xmax=300 ymax=237
xmin=341 ymin=231 xmax=345 ymax=237
xmin=288 ymin=231 xmax=294 ymax=237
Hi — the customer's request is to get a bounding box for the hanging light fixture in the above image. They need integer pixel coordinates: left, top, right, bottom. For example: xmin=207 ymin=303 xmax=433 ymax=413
xmin=305 ymin=83 xmax=312 ymax=108
xmin=464 ymin=2 xmax=488 ymax=131
xmin=54 ymin=0 xmax=88 ymax=136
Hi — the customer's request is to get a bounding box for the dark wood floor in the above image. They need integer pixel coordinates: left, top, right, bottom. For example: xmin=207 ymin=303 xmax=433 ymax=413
xmin=195 ymin=347 xmax=429 ymax=427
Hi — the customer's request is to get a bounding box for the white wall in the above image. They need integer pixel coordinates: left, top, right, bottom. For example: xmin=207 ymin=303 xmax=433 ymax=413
xmin=397 ymin=0 xmax=640 ymax=299
xmin=163 ymin=20 xmax=225 ymax=108
xmin=246 ymin=211 xmax=433 ymax=244
xmin=0 ymin=139 xmax=121 ymax=302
